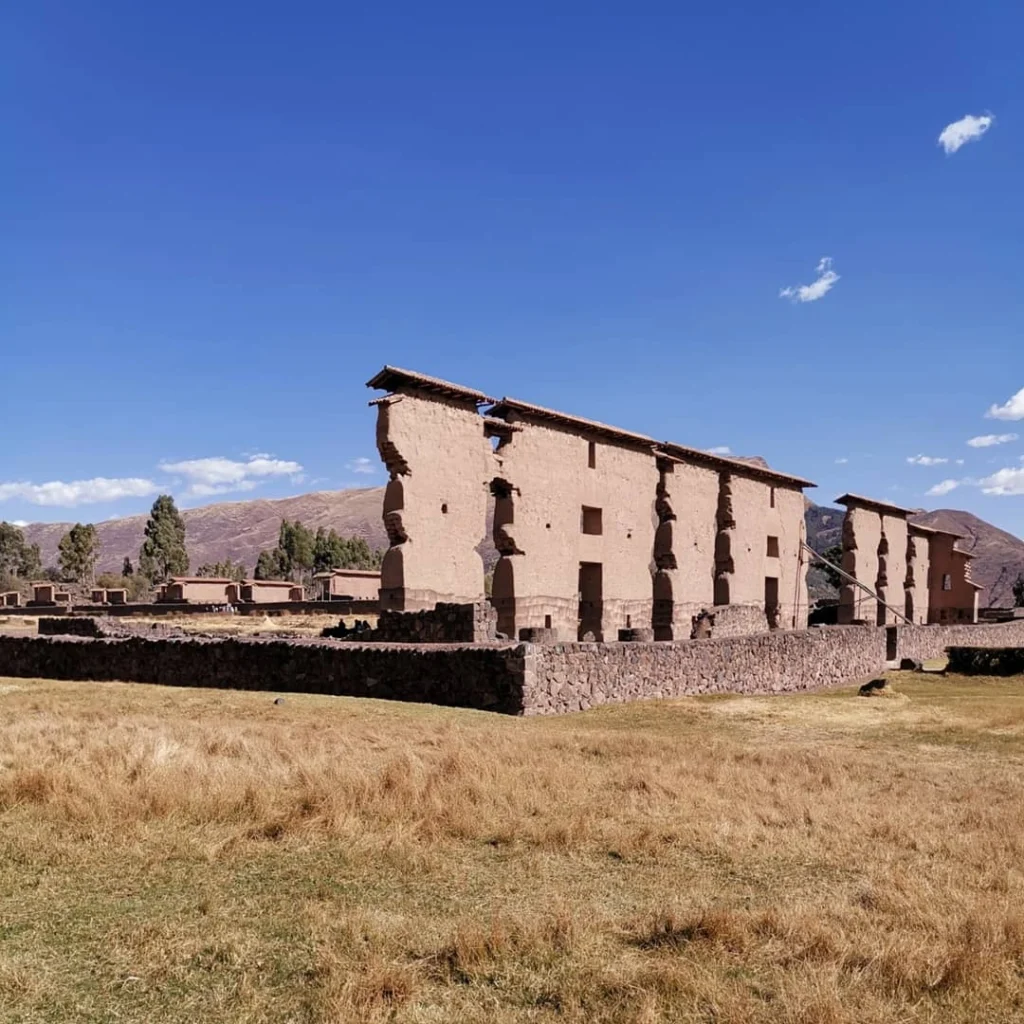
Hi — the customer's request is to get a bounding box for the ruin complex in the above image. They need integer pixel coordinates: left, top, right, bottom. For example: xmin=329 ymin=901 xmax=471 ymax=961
xmin=836 ymin=494 xmax=981 ymax=625
xmin=368 ymin=366 xmax=813 ymax=641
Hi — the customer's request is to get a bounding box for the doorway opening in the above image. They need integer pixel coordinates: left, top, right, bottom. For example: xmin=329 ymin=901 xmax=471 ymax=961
xmin=578 ymin=562 xmax=603 ymax=641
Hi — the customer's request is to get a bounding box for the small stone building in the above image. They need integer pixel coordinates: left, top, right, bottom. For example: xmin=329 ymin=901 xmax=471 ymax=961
xmin=238 ymin=580 xmax=304 ymax=604
xmin=160 ymin=578 xmax=233 ymax=604
xmin=30 ymin=583 xmax=68 ymax=606
xmin=367 ymin=366 xmax=813 ymax=641
xmin=314 ymin=569 xmax=381 ymax=602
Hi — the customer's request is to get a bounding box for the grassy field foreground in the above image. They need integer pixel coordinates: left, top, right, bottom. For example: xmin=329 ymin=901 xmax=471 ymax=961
xmin=1 ymin=675 xmax=1024 ymax=1023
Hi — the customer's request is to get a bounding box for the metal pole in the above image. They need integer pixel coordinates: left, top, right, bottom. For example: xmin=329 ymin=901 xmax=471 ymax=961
xmin=802 ymin=541 xmax=912 ymax=625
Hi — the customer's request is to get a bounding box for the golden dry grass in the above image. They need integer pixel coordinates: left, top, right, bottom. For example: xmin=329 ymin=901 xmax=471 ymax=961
xmin=128 ymin=611 xmax=377 ymax=637
xmin=2 ymin=672 xmax=1024 ymax=1022
xmin=0 ymin=616 xmax=39 ymax=637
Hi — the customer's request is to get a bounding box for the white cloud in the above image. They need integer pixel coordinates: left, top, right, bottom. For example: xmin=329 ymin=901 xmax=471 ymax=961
xmin=986 ymin=389 xmax=1024 ymax=422
xmin=967 ymin=432 xmax=1018 ymax=447
xmin=834 ymin=457 xmax=849 ymax=464
xmin=926 ymin=479 xmax=960 ymax=497
xmin=779 ymin=257 xmax=839 ymax=304
xmin=979 ymin=467 xmax=1024 ymax=496
xmin=938 ymin=113 xmax=993 ymax=155
xmin=345 ymin=457 xmax=378 ymax=475
xmin=159 ymin=455 xmax=304 ymax=497
xmin=11 ymin=520 xmax=28 ymax=527
xmin=906 ymin=455 xmax=948 ymax=466
xmin=955 ymin=459 xmax=965 ymax=465
xmin=0 ymin=477 xmax=159 ymax=507
xmin=705 ymin=446 xmax=732 ymax=455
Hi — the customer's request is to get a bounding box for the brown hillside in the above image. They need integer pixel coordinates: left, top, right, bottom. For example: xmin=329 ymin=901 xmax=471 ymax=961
xmin=20 ymin=488 xmax=388 ymax=576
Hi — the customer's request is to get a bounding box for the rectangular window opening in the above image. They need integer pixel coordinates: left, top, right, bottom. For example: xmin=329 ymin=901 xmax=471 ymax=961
xmin=766 ymin=535 xmax=780 ymax=558
xmin=587 ymin=440 xmax=596 ymax=469
xmin=581 ymin=506 xmax=603 ymax=535
xmin=942 ymin=573 xmax=952 ymax=591
xmin=769 ymin=486 xmax=776 ymax=508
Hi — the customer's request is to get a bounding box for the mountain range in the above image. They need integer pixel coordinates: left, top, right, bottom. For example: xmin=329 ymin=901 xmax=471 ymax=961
xmin=16 ymin=489 xmax=1024 ymax=607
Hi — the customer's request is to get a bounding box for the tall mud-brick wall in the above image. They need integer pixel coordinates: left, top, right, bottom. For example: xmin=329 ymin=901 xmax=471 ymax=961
xmin=905 ymin=527 xmax=931 ymax=625
xmin=875 ymin=514 xmax=909 ymax=626
xmin=652 ymin=457 xmax=718 ymax=640
xmin=489 ymin=411 xmax=659 ymax=642
xmin=839 ymin=507 xmax=881 ymax=624
xmin=374 ymin=391 xmax=493 ymax=611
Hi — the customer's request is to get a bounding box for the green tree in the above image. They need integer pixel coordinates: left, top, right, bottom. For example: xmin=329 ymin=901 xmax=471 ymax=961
xmin=196 ymin=559 xmax=247 ymax=582
xmin=1013 ymin=574 xmax=1024 ymax=608
xmin=96 ymin=571 xmax=151 ymax=603
xmin=57 ymin=523 xmax=101 ymax=582
xmin=0 ymin=522 xmax=41 ymax=580
xmin=254 ymin=548 xmax=288 ymax=581
xmin=312 ymin=526 xmax=383 ymax=573
xmin=139 ymin=495 xmax=189 ymax=583
xmin=817 ymin=544 xmax=845 ymax=592
xmin=122 ymin=556 xmax=134 ymax=577
xmin=279 ymin=519 xmax=315 ymax=580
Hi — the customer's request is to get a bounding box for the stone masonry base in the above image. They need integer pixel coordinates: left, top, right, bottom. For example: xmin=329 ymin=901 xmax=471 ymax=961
xmin=4 ymin=621 xmax=1024 ymax=715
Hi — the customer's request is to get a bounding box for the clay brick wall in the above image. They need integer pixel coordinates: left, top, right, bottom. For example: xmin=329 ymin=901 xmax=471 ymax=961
xmin=652 ymin=457 xmax=719 ymax=639
xmin=839 ymin=506 xmax=882 ymax=624
xmin=376 ymin=391 xmax=493 ymax=611
xmin=878 ymin=514 xmax=909 ymax=626
xmin=491 ymin=415 xmax=659 ymax=641
xmin=926 ymin=534 xmax=979 ymax=623
xmin=906 ymin=528 xmax=931 ymax=625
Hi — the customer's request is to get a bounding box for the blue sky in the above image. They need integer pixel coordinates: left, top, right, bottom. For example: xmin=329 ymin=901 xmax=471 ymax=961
xmin=5 ymin=1 xmax=1024 ymax=534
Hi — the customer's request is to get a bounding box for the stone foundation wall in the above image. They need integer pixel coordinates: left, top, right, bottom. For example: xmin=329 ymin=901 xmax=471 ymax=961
xmin=0 ymin=635 xmax=526 ymax=714
xmin=695 ymin=603 xmax=770 ymax=639
xmin=521 ymin=626 xmax=887 ymax=714
xmin=895 ymin=621 xmax=1024 ymax=662
xmin=5 ymin=621 xmax=1024 ymax=716
xmin=38 ymin=617 xmax=188 ymax=639
xmin=369 ymin=602 xmax=498 ymax=644
xmin=38 ymin=617 xmax=104 ymax=637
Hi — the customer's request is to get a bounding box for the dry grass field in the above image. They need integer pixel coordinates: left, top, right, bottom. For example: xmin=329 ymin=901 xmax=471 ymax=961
xmin=2 ymin=673 xmax=1024 ymax=1023
xmin=130 ymin=612 xmax=375 ymax=637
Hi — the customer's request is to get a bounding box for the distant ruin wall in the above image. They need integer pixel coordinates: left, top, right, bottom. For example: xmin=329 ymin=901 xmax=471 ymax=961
xmin=6 ymin=621 xmax=1024 ymax=716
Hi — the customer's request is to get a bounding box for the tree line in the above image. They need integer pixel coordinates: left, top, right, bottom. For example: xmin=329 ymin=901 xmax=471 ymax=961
xmin=254 ymin=519 xmax=383 ymax=583
xmin=1 ymin=495 xmax=382 ymax=598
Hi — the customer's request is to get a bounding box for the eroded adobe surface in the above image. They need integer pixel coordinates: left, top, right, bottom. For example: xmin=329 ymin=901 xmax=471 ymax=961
xmin=367 ymin=366 xmax=815 ymax=642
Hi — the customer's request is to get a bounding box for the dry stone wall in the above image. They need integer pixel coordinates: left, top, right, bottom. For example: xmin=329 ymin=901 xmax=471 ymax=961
xmin=894 ymin=620 xmax=1024 ymax=662
xmin=521 ymin=626 xmax=888 ymax=714
xmin=6 ymin=621 xmax=1024 ymax=716
xmin=369 ymin=602 xmax=498 ymax=643
xmin=0 ymin=635 xmax=526 ymax=714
